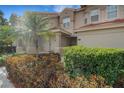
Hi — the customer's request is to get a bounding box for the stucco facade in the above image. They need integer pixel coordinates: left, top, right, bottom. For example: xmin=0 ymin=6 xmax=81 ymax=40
xmin=16 ymin=5 xmax=124 ymax=54
xmin=75 ymin=5 xmax=124 ymax=48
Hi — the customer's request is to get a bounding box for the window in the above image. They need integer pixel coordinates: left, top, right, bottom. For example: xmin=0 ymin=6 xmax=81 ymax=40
xmin=63 ymin=16 xmax=70 ymax=28
xmin=84 ymin=13 xmax=88 ymax=24
xmin=107 ymin=5 xmax=117 ymax=19
xmin=90 ymin=9 xmax=99 ymax=22
xmin=84 ymin=18 xmax=87 ymax=24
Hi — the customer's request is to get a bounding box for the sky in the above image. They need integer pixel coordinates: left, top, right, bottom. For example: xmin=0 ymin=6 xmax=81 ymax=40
xmin=0 ymin=5 xmax=80 ymax=19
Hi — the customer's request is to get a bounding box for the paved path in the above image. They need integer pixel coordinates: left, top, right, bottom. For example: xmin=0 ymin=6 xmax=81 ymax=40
xmin=0 ymin=66 xmax=15 ymax=88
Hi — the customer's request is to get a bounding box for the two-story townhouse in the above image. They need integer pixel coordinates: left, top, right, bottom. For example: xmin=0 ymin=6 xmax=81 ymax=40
xmin=16 ymin=5 xmax=124 ymax=54
xmin=75 ymin=5 xmax=124 ymax=48
xmin=16 ymin=8 xmax=77 ymax=53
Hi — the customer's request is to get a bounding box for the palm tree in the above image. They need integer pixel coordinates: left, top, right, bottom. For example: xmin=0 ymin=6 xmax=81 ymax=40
xmin=23 ymin=11 xmax=50 ymax=54
xmin=12 ymin=15 xmax=33 ymax=53
xmin=14 ymin=11 xmax=55 ymax=54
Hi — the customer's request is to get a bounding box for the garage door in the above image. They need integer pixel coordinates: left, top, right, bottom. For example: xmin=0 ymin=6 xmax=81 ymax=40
xmin=77 ymin=28 xmax=124 ymax=48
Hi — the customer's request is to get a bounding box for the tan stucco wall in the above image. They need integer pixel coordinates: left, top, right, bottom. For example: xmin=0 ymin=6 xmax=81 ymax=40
xmin=40 ymin=32 xmax=71 ymax=53
xmin=49 ymin=17 xmax=59 ymax=29
xmin=118 ymin=6 xmax=124 ymax=19
xmin=74 ymin=5 xmax=124 ymax=30
xmin=60 ymin=9 xmax=74 ymax=33
xmin=37 ymin=32 xmax=62 ymax=53
xmin=77 ymin=27 xmax=124 ymax=48
xmin=75 ymin=6 xmax=106 ymax=29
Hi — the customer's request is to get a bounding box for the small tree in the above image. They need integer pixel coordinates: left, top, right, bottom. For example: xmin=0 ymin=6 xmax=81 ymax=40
xmin=0 ymin=10 xmax=4 ymax=25
xmin=9 ymin=13 xmax=18 ymax=26
xmin=0 ymin=10 xmax=8 ymax=26
xmin=0 ymin=10 xmax=17 ymax=54
xmin=0 ymin=25 xmax=14 ymax=44
xmin=0 ymin=25 xmax=17 ymax=53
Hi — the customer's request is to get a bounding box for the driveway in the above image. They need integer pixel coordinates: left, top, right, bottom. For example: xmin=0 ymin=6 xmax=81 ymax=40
xmin=0 ymin=66 xmax=15 ymax=88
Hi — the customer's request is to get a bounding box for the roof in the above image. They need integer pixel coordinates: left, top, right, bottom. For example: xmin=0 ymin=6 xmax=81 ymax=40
xmin=50 ymin=27 xmax=72 ymax=35
xmin=75 ymin=18 xmax=124 ymax=32
xmin=30 ymin=12 xmax=58 ymax=15
xmin=63 ymin=8 xmax=75 ymax=11
xmin=60 ymin=8 xmax=76 ymax=15
xmin=75 ymin=5 xmax=88 ymax=12
xmin=25 ymin=11 xmax=59 ymax=18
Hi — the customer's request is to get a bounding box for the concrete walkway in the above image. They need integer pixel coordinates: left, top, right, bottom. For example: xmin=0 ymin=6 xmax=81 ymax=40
xmin=0 ymin=66 xmax=15 ymax=88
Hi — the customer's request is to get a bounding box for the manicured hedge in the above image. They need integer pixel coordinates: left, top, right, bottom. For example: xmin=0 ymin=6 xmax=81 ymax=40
xmin=64 ymin=46 xmax=124 ymax=85
xmin=6 ymin=53 xmax=110 ymax=88
xmin=6 ymin=53 xmax=62 ymax=88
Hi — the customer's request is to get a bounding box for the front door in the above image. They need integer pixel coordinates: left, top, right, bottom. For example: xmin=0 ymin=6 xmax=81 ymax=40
xmin=69 ymin=37 xmax=77 ymax=46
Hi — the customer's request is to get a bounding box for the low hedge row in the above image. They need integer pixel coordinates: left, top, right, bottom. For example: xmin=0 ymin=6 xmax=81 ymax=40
xmin=64 ymin=46 xmax=124 ymax=85
xmin=5 ymin=53 xmax=110 ymax=88
xmin=6 ymin=53 xmax=61 ymax=87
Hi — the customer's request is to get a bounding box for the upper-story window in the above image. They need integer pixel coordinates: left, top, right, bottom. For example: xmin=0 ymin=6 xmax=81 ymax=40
xmin=84 ymin=18 xmax=87 ymax=24
xmin=107 ymin=5 xmax=117 ymax=19
xmin=63 ymin=16 xmax=70 ymax=28
xmin=90 ymin=9 xmax=99 ymax=22
xmin=84 ymin=13 xmax=88 ymax=24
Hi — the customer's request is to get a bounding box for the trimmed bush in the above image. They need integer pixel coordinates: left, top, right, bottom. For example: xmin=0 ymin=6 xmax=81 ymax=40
xmin=5 ymin=53 xmax=110 ymax=88
xmin=64 ymin=46 xmax=124 ymax=85
xmin=49 ymin=73 xmax=111 ymax=88
xmin=113 ymin=70 xmax=124 ymax=87
xmin=6 ymin=53 xmax=61 ymax=88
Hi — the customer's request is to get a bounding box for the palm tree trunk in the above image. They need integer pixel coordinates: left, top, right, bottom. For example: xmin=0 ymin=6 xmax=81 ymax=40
xmin=49 ymin=37 xmax=51 ymax=52
xmin=33 ymin=30 xmax=39 ymax=57
xmin=35 ymin=37 xmax=39 ymax=57
xmin=48 ymin=37 xmax=51 ymax=64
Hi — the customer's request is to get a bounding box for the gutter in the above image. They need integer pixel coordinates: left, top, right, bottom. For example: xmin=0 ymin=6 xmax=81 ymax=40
xmin=74 ymin=25 xmax=124 ymax=33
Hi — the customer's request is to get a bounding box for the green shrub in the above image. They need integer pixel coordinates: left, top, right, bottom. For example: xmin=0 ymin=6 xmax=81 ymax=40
xmin=5 ymin=54 xmax=62 ymax=88
xmin=113 ymin=70 xmax=124 ymax=87
xmin=6 ymin=54 xmax=110 ymax=88
xmin=49 ymin=74 xmax=111 ymax=88
xmin=64 ymin=46 xmax=124 ymax=85
xmin=0 ymin=55 xmax=7 ymax=66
